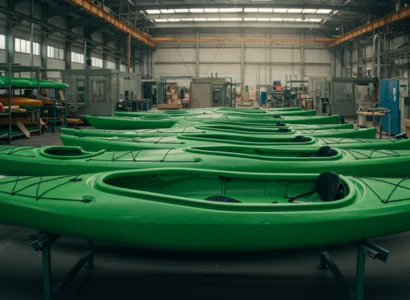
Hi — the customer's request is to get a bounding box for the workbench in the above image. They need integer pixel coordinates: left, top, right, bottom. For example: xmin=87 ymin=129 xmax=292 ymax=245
xmin=357 ymin=110 xmax=391 ymax=138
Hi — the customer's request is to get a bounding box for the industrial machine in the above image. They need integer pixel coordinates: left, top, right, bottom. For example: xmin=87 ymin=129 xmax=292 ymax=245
xmin=190 ymin=76 xmax=233 ymax=108
xmin=64 ymin=69 xmax=141 ymax=117
xmin=380 ymin=79 xmax=409 ymax=135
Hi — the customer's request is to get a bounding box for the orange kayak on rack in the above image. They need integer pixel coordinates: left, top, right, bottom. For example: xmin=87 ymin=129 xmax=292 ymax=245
xmin=0 ymin=96 xmax=43 ymax=107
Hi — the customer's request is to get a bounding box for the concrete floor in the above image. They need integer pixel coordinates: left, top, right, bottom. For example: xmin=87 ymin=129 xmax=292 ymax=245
xmin=1 ymin=131 xmax=410 ymax=300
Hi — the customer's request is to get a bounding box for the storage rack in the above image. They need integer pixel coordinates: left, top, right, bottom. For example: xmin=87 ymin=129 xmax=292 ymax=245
xmin=0 ymin=63 xmax=43 ymax=144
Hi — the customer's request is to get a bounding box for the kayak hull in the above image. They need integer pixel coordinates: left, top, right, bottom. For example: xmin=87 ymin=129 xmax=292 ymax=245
xmin=87 ymin=115 xmax=342 ymax=130
xmin=0 ymin=169 xmax=410 ymax=251
xmin=61 ymin=127 xmax=377 ymax=139
xmin=1 ymin=145 xmax=410 ymax=178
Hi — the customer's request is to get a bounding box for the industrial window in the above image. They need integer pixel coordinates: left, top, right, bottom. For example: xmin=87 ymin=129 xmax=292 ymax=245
xmin=15 ymin=38 xmax=40 ymax=55
xmin=71 ymin=52 xmax=84 ymax=64
xmin=91 ymin=57 xmax=103 ymax=68
xmin=120 ymin=64 xmax=127 ymax=72
xmin=47 ymin=46 xmax=64 ymax=60
xmin=106 ymin=61 xmax=116 ymax=69
xmin=0 ymin=34 xmax=5 ymax=49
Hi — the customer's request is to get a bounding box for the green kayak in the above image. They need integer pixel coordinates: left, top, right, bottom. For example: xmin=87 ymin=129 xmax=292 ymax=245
xmin=1 ymin=145 xmax=410 ymax=177
xmin=61 ymin=126 xmax=376 ymax=139
xmin=0 ymin=169 xmax=410 ymax=251
xmin=217 ymin=107 xmax=301 ymax=113
xmin=60 ymin=134 xmax=410 ymax=152
xmin=87 ymin=115 xmax=341 ymax=130
xmin=173 ymin=121 xmax=354 ymax=130
xmin=0 ymin=76 xmax=69 ymax=89
xmin=115 ymin=109 xmax=315 ymax=118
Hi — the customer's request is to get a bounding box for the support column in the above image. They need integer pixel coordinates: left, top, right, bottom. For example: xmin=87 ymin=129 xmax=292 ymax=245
xmin=6 ymin=0 xmax=15 ymax=64
xmin=127 ymin=34 xmax=131 ymax=72
xmin=357 ymin=42 xmax=364 ymax=78
xmin=341 ymin=47 xmax=345 ymax=77
xmin=269 ymin=33 xmax=272 ymax=85
xmin=115 ymin=41 xmax=121 ymax=71
xmin=65 ymin=18 xmax=73 ymax=71
xmin=332 ymin=49 xmax=337 ymax=77
xmin=150 ymin=48 xmax=154 ymax=77
xmin=29 ymin=0 xmax=34 ymax=67
xmin=195 ymin=30 xmax=199 ymax=78
xmin=102 ymin=35 xmax=107 ymax=69
xmin=240 ymin=31 xmax=245 ymax=92
xmin=300 ymin=31 xmax=305 ymax=81
xmin=40 ymin=5 xmax=48 ymax=77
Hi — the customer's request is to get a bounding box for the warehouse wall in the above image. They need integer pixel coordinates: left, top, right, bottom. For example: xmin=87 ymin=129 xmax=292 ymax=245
xmin=0 ymin=0 xmax=140 ymax=76
xmin=153 ymin=29 xmax=332 ymax=87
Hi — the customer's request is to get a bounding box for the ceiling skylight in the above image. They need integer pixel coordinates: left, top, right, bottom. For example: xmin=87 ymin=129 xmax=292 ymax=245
xmin=154 ymin=19 xmax=167 ymax=22
xmin=174 ymin=9 xmax=189 ymax=13
xmin=219 ymin=8 xmax=242 ymax=12
xmin=204 ymin=8 xmax=219 ymax=13
xmin=221 ymin=18 xmax=242 ymax=21
xmin=194 ymin=18 xmax=206 ymax=21
xmin=146 ymin=9 xmax=160 ymax=14
xmin=207 ymin=18 xmax=220 ymax=21
xmin=244 ymin=8 xmax=258 ymax=12
xmin=273 ymin=8 xmax=288 ymax=13
xmin=259 ymin=8 xmax=273 ymax=13
xmin=189 ymin=8 xmax=204 ymax=13
xmin=160 ymin=9 xmax=175 ymax=14
xmin=288 ymin=8 xmax=303 ymax=13
xmin=316 ymin=9 xmax=332 ymax=14
xmin=167 ymin=19 xmax=180 ymax=22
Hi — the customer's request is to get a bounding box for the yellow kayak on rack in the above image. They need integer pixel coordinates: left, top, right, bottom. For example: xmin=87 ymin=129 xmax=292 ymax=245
xmin=0 ymin=96 xmax=43 ymax=107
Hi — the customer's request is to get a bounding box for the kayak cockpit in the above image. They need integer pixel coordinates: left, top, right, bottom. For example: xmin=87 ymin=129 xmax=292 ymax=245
xmin=97 ymin=170 xmax=354 ymax=210
xmin=186 ymin=146 xmax=342 ymax=161
xmin=196 ymin=125 xmax=293 ymax=134
xmin=40 ymin=146 xmax=105 ymax=159
xmin=178 ymin=134 xmax=315 ymax=145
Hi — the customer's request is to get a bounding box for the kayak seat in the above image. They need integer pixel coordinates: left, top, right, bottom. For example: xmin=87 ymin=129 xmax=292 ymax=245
xmin=205 ymin=196 xmax=242 ymax=203
xmin=278 ymin=128 xmax=291 ymax=133
xmin=316 ymin=172 xmax=346 ymax=202
xmin=276 ymin=122 xmax=286 ymax=126
xmin=294 ymin=136 xmax=306 ymax=142
xmin=316 ymin=146 xmax=338 ymax=157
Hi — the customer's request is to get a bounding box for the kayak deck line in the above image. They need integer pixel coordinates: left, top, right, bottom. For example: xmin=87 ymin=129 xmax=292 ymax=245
xmin=0 ymin=174 xmax=88 ymax=202
xmin=353 ymin=177 xmax=410 ymax=204
xmin=0 ymin=145 xmax=41 ymax=157
xmin=343 ymin=149 xmax=409 ymax=160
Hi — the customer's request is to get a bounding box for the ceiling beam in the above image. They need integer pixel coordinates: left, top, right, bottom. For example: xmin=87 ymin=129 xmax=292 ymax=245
xmin=148 ymin=22 xmax=325 ymax=29
xmin=64 ymin=0 xmax=156 ymax=48
xmin=146 ymin=13 xmax=352 ymax=23
xmin=153 ymin=37 xmax=332 ymax=44
xmin=328 ymin=6 xmax=410 ymax=48
xmin=137 ymin=3 xmax=370 ymax=14
xmin=68 ymin=17 xmax=107 ymax=28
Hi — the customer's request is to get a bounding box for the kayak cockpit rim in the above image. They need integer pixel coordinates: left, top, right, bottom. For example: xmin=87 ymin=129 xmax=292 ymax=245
xmin=176 ymin=134 xmax=316 ymax=145
xmin=195 ymin=125 xmax=294 ymax=134
xmin=93 ymin=168 xmax=356 ymax=212
xmin=184 ymin=146 xmax=343 ymax=160
xmin=40 ymin=146 xmax=105 ymax=159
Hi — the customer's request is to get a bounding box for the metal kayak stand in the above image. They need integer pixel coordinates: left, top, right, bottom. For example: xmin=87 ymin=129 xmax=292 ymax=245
xmin=29 ymin=231 xmax=94 ymax=300
xmin=318 ymin=239 xmax=389 ymax=300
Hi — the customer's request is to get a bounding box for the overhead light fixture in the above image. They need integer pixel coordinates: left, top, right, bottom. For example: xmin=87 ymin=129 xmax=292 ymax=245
xmin=219 ymin=8 xmax=242 ymax=12
xmin=146 ymin=9 xmax=160 ymax=14
xmin=322 ymin=20 xmax=328 ymax=24
xmin=284 ymin=18 xmax=296 ymax=22
xmin=194 ymin=18 xmax=207 ymax=21
xmin=257 ymin=18 xmax=270 ymax=21
xmin=204 ymin=8 xmax=219 ymax=13
xmin=259 ymin=8 xmax=273 ymax=13
xmin=335 ymin=27 xmax=340 ymax=30
xmin=295 ymin=18 xmax=308 ymax=22
xmin=167 ymin=19 xmax=180 ymax=22
xmin=333 ymin=10 xmax=340 ymax=15
xmin=221 ymin=18 xmax=242 ymax=21
xmin=310 ymin=18 xmax=323 ymax=22
xmin=270 ymin=18 xmax=283 ymax=22
xmin=190 ymin=8 xmax=204 ymax=13
xmin=244 ymin=18 xmax=257 ymax=21
xmin=181 ymin=18 xmax=194 ymax=21
xmin=207 ymin=18 xmax=220 ymax=21
xmin=316 ymin=9 xmax=332 ymax=14
xmin=244 ymin=8 xmax=258 ymax=12
xmin=288 ymin=8 xmax=302 ymax=13
xmin=174 ymin=9 xmax=189 ymax=13
xmin=155 ymin=19 xmax=168 ymax=22
xmin=273 ymin=8 xmax=288 ymax=13
xmin=160 ymin=9 xmax=175 ymax=14
xmin=302 ymin=9 xmax=317 ymax=13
